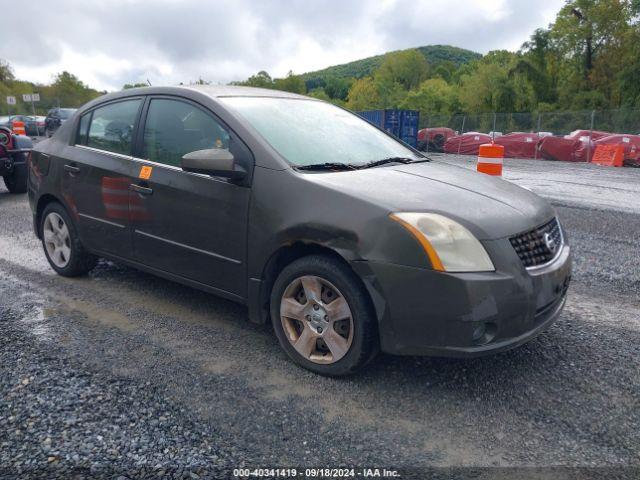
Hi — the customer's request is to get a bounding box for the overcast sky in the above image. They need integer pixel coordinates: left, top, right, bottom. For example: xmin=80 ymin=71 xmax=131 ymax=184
xmin=1 ymin=0 xmax=564 ymax=91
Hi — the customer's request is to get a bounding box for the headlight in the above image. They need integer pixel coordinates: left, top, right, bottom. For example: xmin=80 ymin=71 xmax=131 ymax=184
xmin=390 ymin=212 xmax=495 ymax=272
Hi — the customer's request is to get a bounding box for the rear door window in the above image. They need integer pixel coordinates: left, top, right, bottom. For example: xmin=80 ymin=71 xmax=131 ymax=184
xmin=142 ymin=98 xmax=230 ymax=167
xmin=87 ymin=99 xmax=141 ymax=155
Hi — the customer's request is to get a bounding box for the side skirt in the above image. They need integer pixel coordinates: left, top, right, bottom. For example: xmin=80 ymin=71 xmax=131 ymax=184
xmin=91 ymin=249 xmax=247 ymax=306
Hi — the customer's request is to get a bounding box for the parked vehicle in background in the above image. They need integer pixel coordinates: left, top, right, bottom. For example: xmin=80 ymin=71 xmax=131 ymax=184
xmin=28 ymin=86 xmax=571 ymax=376
xmin=0 ymin=115 xmax=41 ymax=137
xmin=417 ymin=127 xmax=456 ymax=152
xmin=45 ymin=108 xmax=77 ymax=137
xmin=30 ymin=116 xmax=46 ymax=136
xmin=0 ymin=126 xmax=32 ymax=193
xmin=1 ymin=115 xmax=26 ymax=133
xmin=25 ymin=115 xmax=46 ymax=136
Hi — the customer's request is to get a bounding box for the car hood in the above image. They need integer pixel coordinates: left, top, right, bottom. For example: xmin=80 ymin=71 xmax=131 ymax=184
xmin=304 ymin=161 xmax=555 ymax=240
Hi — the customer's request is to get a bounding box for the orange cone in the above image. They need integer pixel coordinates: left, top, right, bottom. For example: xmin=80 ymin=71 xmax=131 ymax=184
xmin=477 ymin=143 xmax=504 ymax=176
xmin=12 ymin=120 xmax=26 ymax=136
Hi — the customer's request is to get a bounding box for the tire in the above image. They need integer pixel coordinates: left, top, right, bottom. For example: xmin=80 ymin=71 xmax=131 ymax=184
xmin=270 ymin=254 xmax=378 ymax=376
xmin=40 ymin=202 xmax=97 ymax=277
xmin=3 ymin=162 xmax=28 ymax=194
xmin=45 ymin=127 xmax=51 ymax=138
xmin=432 ymin=134 xmax=446 ymax=152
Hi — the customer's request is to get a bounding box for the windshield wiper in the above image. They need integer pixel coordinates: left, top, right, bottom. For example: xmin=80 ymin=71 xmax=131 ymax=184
xmin=296 ymin=162 xmax=358 ymax=171
xmin=358 ymin=157 xmax=430 ymax=169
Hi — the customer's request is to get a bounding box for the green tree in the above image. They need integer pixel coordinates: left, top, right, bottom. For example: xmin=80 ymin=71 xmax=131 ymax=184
xmin=458 ymin=51 xmax=524 ymax=113
xmin=0 ymin=59 xmax=14 ymax=83
xmin=235 ymin=70 xmax=274 ymax=88
xmin=518 ymin=28 xmax=559 ymax=105
xmin=374 ymin=49 xmax=429 ymax=91
xmin=47 ymin=71 xmax=101 ymax=108
xmin=400 ymin=78 xmax=459 ymax=116
xmin=552 ymin=0 xmax=630 ymax=76
xmin=346 ymin=77 xmax=381 ymax=111
xmin=274 ymin=71 xmax=306 ymax=94
xmin=307 ymin=87 xmax=330 ymax=101
xmin=323 ymin=76 xmax=354 ymax=100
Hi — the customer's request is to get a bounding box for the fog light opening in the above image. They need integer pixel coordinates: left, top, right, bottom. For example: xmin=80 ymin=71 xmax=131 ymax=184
xmin=472 ymin=322 xmax=497 ymax=346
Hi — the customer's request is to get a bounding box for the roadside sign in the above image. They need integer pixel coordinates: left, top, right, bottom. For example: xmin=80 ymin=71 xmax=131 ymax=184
xmin=32 ymin=93 xmax=40 ymax=102
xmin=6 ymin=96 xmax=16 ymax=105
xmin=23 ymin=94 xmax=31 ymax=102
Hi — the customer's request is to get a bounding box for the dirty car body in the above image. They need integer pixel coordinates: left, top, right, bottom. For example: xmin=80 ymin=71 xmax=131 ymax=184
xmin=28 ymin=86 xmax=571 ymax=374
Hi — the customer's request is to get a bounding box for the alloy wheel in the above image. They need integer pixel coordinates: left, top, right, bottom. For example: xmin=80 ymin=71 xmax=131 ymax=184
xmin=280 ymin=275 xmax=354 ymax=364
xmin=43 ymin=212 xmax=72 ymax=268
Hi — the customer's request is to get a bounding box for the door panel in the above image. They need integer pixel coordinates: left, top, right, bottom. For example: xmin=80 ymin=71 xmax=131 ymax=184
xmin=62 ymin=146 xmax=138 ymax=256
xmin=130 ymin=165 xmax=249 ymax=295
xmin=129 ymin=97 xmax=251 ymax=296
xmin=63 ymin=98 xmax=142 ymax=257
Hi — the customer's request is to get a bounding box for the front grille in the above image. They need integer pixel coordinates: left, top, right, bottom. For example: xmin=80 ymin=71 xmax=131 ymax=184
xmin=510 ymin=218 xmax=563 ymax=268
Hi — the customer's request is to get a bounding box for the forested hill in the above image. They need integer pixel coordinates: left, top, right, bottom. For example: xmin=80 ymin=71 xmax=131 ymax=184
xmin=300 ymin=45 xmax=481 ymax=83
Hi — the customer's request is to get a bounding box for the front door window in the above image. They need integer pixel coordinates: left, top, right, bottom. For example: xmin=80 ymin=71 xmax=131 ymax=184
xmin=142 ymin=98 xmax=230 ymax=167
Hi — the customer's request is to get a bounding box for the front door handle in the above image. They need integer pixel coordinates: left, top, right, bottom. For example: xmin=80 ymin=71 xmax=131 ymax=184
xmin=64 ymin=164 xmax=80 ymax=174
xmin=129 ymin=183 xmax=153 ymax=196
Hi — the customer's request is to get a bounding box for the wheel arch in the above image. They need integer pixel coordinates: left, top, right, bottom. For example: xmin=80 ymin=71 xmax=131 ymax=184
xmin=247 ymin=241 xmax=375 ymax=326
xmin=34 ymin=193 xmax=70 ymax=238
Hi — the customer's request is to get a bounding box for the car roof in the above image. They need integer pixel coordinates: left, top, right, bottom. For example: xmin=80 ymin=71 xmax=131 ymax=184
xmin=184 ymin=85 xmax=308 ymax=99
xmin=77 ymin=85 xmax=310 ymax=113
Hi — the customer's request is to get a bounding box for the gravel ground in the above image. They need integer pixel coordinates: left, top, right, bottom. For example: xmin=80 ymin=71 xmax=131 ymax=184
xmin=1 ymin=158 xmax=639 ymax=478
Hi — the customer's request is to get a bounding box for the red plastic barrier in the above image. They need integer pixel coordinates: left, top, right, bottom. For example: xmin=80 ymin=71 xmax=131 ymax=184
xmin=494 ymin=133 xmax=540 ymax=159
xmin=591 ymin=145 xmax=624 ymax=167
xmin=594 ymin=134 xmax=640 ymax=167
xmin=444 ymin=132 xmax=492 ymax=155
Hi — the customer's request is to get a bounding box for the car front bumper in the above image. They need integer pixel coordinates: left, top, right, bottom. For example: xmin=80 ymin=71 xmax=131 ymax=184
xmin=353 ymin=243 xmax=571 ymax=357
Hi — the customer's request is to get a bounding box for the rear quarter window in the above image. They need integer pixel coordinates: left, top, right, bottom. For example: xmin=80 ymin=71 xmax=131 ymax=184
xmin=76 ymin=113 xmax=91 ymax=145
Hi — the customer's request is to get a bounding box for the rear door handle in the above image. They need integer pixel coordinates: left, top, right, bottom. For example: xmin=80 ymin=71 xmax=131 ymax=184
xmin=130 ymin=183 xmax=153 ymax=196
xmin=64 ymin=164 xmax=80 ymax=174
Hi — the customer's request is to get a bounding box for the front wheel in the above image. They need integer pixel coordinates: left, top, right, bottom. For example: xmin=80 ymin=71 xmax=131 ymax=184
xmin=40 ymin=202 xmax=97 ymax=277
xmin=270 ymin=255 xmax=378 ymax=376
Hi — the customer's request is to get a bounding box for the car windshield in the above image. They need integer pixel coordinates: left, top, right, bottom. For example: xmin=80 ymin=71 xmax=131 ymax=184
xmin=59 ymin=109 xmax=76 ymax=119
xmin=219 ymin=97 xmax=420 ymax=167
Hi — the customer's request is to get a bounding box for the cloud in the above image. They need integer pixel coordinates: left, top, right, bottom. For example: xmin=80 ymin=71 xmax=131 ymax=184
xmin=0 ymin=0 xmax=564 ymax=91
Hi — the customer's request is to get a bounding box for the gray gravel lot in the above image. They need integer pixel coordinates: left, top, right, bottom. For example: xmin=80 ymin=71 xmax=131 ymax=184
xmin=1 ymin=156 xmax=639 ymax=478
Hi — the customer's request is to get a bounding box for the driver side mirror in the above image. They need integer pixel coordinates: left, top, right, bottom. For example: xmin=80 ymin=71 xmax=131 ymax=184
xmin=181 ymin=148 xmax=246 ymax=180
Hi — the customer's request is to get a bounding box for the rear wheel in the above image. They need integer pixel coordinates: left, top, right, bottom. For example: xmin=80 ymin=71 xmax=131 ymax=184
xmin=270 ymin=255 xmax=378 ymax=376
xmin=40 ymin=202 xmax=97 ymax=277
xmin=3 ymin=162 xmax=28 ymax=194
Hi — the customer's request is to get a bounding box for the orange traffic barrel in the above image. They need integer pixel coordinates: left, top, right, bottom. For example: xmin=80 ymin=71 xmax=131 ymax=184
xmin=12 ymin=120 xmax=26 ymax=136
xmin=477 ymin=143 xmax=504 ymax=176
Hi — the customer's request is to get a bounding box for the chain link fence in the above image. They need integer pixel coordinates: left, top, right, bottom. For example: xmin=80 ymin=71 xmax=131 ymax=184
xmin=423 ymin=110 xmax=640 ymax=135
xmin=419 ymin=108 xmax=640 ymax=164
